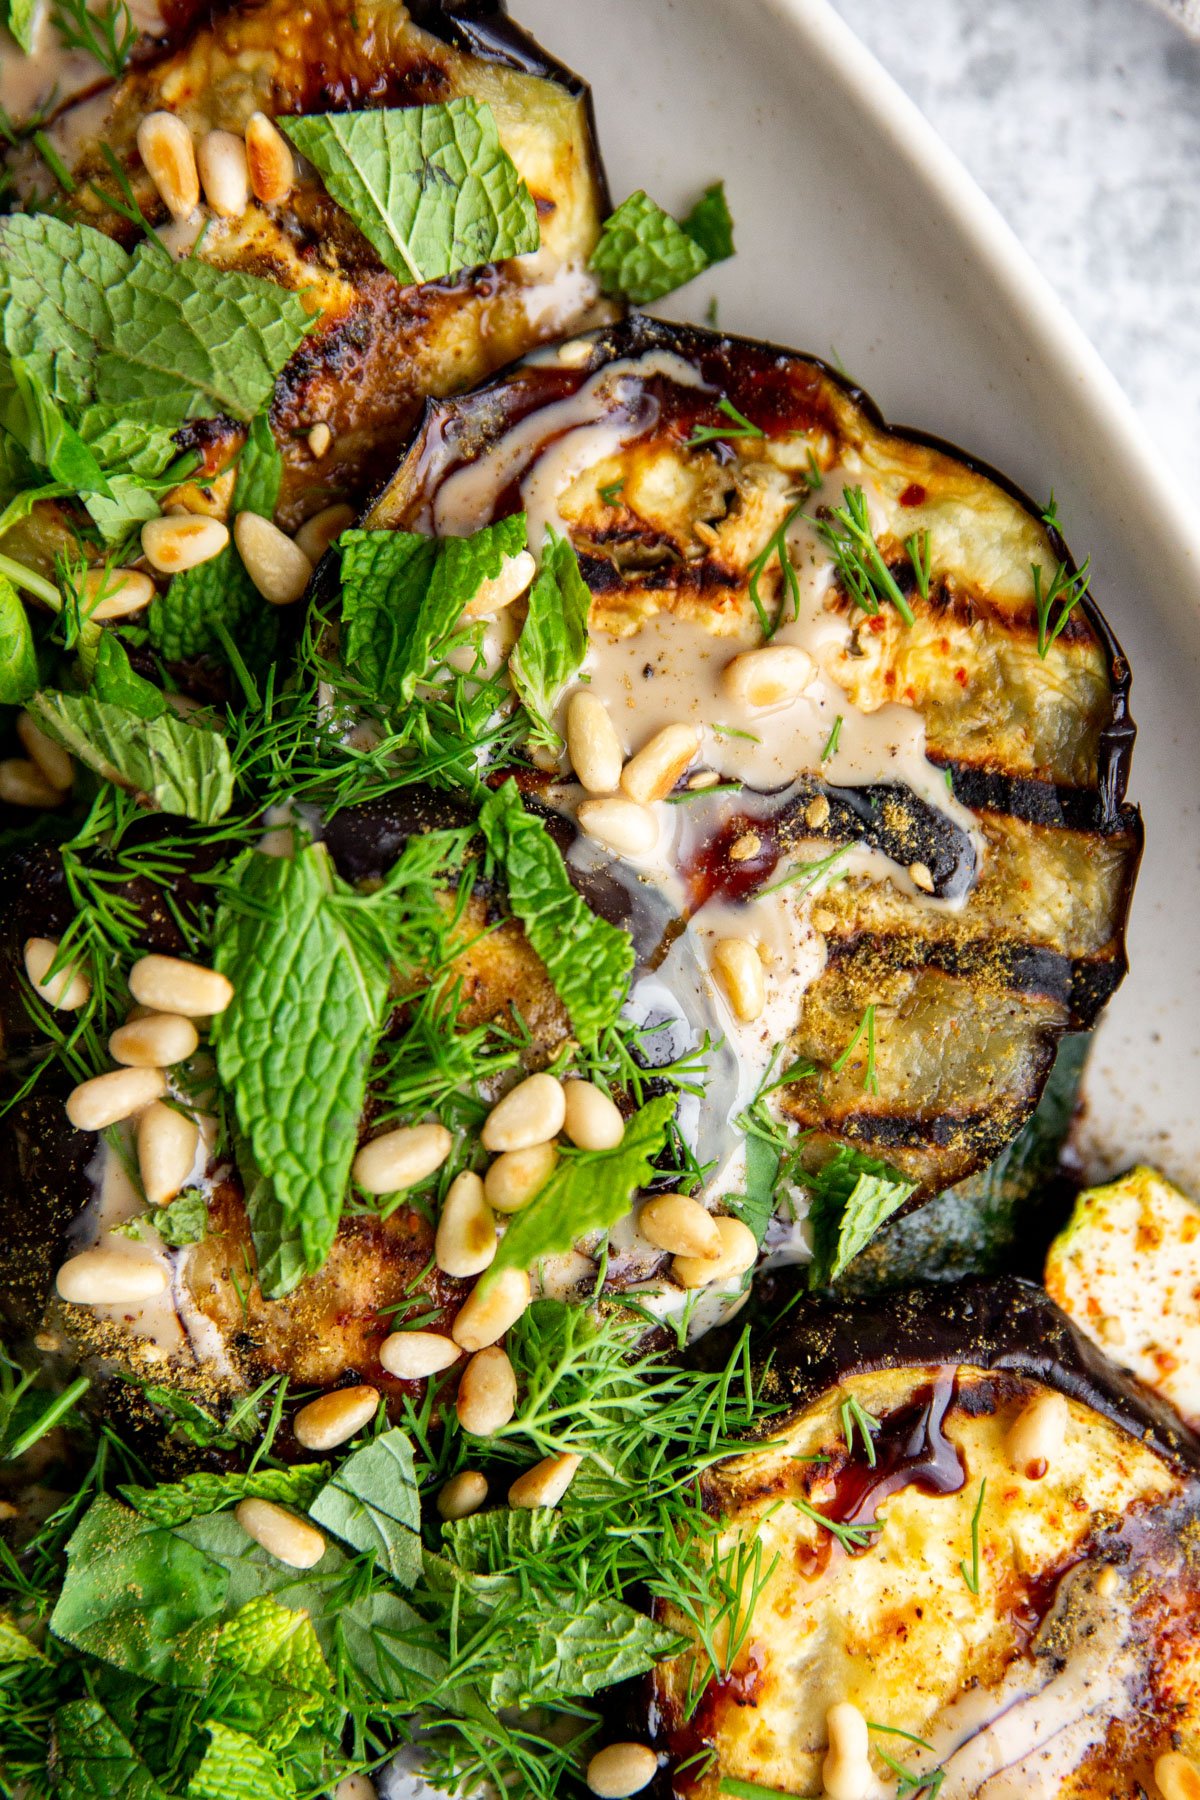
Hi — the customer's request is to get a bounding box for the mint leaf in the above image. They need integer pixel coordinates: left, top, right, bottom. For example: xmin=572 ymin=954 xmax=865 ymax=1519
xmin=508 ymin=528 xmax=590 ymax=751
xmin=3 ymin=0 xmax=38 ymax=54
xmin=79 ymin=402 xmax=181 ymax=478
xmin=212 ymin=846 xmax=393 ymax=1274
xmin=90 ymin=630 xmax=167 ymax=718
xmin=84 ymin=474 xmax=165 ymax=547
xmin=310 ymin=1427 xmax=419 ymax=1587
xmin=724 ymin=1127 xmax=780 ymax=1247
xmin=189 ymin=1721 xmax=295 ymax=1800
xmin=120 ymin=1464 xmax=329 ymax=1528
xmin=234 ymin=1122 xmax=307 ymax=1301
xmin=28 ymin=689 xmax=234 ymax=822
xmin=480 ymin=1093 xmax=675 ymax=1290
xmin=806 ymin=1146 xmax=917 ymax=1287
xmin=53 ymin=1699 xmax=173 ymax=1800
xmin=681 ymin=180 xmax=735 ymax=265
xmin=213 ymin=1596 xmax=334 ymax=1750
xmin=339 ymin=513 xmax=526 ymax=706
xmin=591 ymin=189 xmax=713 ymax=304
xmin=282 ymin=99 xmax=538 ymax=286
xmin=0 ymin=1612 xmax=42 ymax=1663
xmin=479 ymin=778 xmax=633 ymax=1045
xmin=151 ymin=1187 xmax=208 ymax=1244
xmin=0 ymin=571 xmax=37 ymax=703
xmin=0 ymin=354 xmax=111 ymax=492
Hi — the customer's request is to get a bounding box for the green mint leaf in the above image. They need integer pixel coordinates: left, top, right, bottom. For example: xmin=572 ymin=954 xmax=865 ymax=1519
xmin=28 ymin=689 xmax=234 ymax=822
xmin=806 ymin=1146 xmax=917 ymax=1287
xmin=153 ymin=1187 xmax=209 ymax=1245
xmin=212 ymin=846 xmax=393 ymax=1275
xmin=508 ymin=527 xmax=590 ymax=751
xmin=188 ymin=1721 xmax=295 ymax=1800
xmin=0 ymin=571 xmax=38 ymax=703
xmin=339 ymin=513 xmax=526 ymax=706
xmin=52 ymin=1699 xmax=173 ymax=1800
xmin=442 ymin=1506 xmax=561 ymax=1575
xmin=90 ymin=630 xmax=167 ymax=719
xmin=79 ymin=401 xmax=181 ymax=478
xmin=3 ymin=0 xmax=38 ymax=54
xmin=234 ymin=1122 xmax=308 ymax=1301
xmin=0 ymin=1612 xmax=43 ymax=1664
xmin=479 ymin=778 xmax=633 ymax=1045
xmin=281 ymin=99 xmax=539 ymax=286
xmin=119 ymin=1463 xmax=329 ymax=1528
xmin=485 ymin=1591 xmax=676 ymax=1707
xmin=216 ymin=1594 xmax=332 ymax=1698
xmin=0 ymin=354 xmax=111 ymax=493
xmin=590 ymin=189 xmax=712 ymax=304
xmin=724 ymin=1128 xmax=780 ymax=1247
xmin=310 ymin=1427 xmax=419 ymax=1587
xmin=680 ymin=180 xmax=735 ymax=265
xmin=83 ymin=473 xmax=165 ymax=547
xmin=480 ymin=1092 xmax=675 ymax=1291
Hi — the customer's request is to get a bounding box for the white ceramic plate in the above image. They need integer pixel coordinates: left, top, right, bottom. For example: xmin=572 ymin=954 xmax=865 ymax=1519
xmin=518 ymin=0 xmax=1200 ymax=1197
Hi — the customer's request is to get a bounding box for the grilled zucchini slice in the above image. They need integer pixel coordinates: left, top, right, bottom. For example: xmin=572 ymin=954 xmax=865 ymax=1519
xmin=647 ymin=1278 xmax=1200 ymax=1800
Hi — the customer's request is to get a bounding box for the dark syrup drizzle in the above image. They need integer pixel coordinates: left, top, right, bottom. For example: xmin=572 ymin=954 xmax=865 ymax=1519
xmin=823 ymin=1369 xmax=968 ymax=1536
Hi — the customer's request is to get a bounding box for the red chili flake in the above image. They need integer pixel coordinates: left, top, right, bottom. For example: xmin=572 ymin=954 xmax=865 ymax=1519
xmin=954 ymin=667 xmax=969 ymax=687
xmin=899 ymin=482 xmax=926 ymax=506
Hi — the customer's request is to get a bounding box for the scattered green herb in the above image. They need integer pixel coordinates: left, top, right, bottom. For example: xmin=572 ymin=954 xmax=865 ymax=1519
xmin=839 ymin=1393 xmax=880 ymax=1466
xmin=686 ymin=395 xmax=764 ymax=448
xmin=590 ymin=181 xmax=734 ymax=304
xmin=1033 ymin=555 xmax=1091 ymax=657
xmin=960 ymin=1478 xmax=986 ymax=1595
xmin=814 ymin=485 xmax=915 ymax=626
xmin=820 ymin=714 xmax=843 ymax=761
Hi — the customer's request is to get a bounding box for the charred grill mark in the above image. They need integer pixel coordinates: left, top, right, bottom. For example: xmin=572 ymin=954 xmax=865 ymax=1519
xmin=805 ymin=1098 xmax=1042 ymax=1154
xmin=823 ymin=929 xmax=1127 ymax=1024
xmin=936 ymin=762 xmax=1140 ymax=836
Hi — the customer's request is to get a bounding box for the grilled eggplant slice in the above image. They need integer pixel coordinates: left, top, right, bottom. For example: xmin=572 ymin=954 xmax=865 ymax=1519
xmin=647 ymin=1278 xmax=1200 ymax=1799
xmin=361 ymin=313 xmax=1141 ymax=1201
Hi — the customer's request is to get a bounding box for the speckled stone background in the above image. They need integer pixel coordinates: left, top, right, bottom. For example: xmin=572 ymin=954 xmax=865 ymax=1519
xmin=827 ymin=0 xmax=1200 ymax=498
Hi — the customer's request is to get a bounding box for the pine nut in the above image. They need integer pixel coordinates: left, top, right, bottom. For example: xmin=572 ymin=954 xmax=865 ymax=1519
xmin=82 ymin=567 xmax=156 ymax=620
xmin=17 ymin=712 xmax=72 ymax=790
xmin=196 ymin=128 xmax=249 ymax=218
xmin=728 ymin=831 xmax=761 ymax=862
xmin=1006 ymin=1389 xmax=1070 ymax=1479
xmin=0 ymin=759 xmax=64 ymax=807
xmin=307 ymin=421 xmax=332 ymax=459
xmin=455 ymin=1344 xmax=518 ymax=1433
xmin=136 ymin=111 xmax=199 ymax=221
xmin=66 ymin=1066 xmax=166 ymax=1132
xmin=1155 ymin=1753 xmax=1200 ymax=1800
xmin=353 ymin=1122 xmax=453 ymax=1195
xmin=110 ymin=1012 xmax=199 ymax=1068
xmin=721 ymin=644 xmax=815 ymax=708
xmin=378 ymin=1330 xmax=461 ymax=1379
xmin=435 ymin=1171 xmax=497 ymax=1278
xmin=234 ymin=511 xmax=312 ymax=606
xmin=639 ymin=1193 xmax=721 ymax=1260
xmin=234 ymin=1498 xmax=326 ymax=1570
xmin=141 ymin=515 xmax=228 ymax=574
xmin=23 ymin=938 xmax=90 ymax=1011
xmin=620 ymin=722 xmax=701 ymax=804
xmin=461 ymin=549 xmax=536 ymax=620
xmin=437 ymin=1469 xmax=488 ymax=1520
xmin=805 ymin=793 xmax=831 ymax=828
xmin=577 ymin=796 xmax=658 ymax=857
xmin=562 ymin=1079 xmax=624 ymax=1151
xmin=334 ymin=1779 xmax=377 ymax=1800
xmin=711 ymin=936 xmax=766 ymax=1023
xmin=484 ymin=1141 xmax=557 ymax=1214
xmin=908 ymin=861 xmax=935 ymax=894
xmin=586 ymin=1743 xmax=658 ymax=1797
xmin=822 ymin=1700 xmax=872 ymax=1800
xmin=481 ymin=1072 xmax=565 ymax=1153
xmin=566 ymin=690 xmax=624 ymax=794
xmin=508 ymin=1451 xmax=581 ymax=1510
xmin=294 ymin=502 xmax=354 ymax=564
xmin=293 ymin=1384 xmax=379 ymax=1450
xmin=129 ymin=954 xmax=233 ymax=1017
xmin=137 ymin=1100 xmax=199 ymax=1206
xmin=56 ymin=1247 xmax=169 ymax=1306
xmin=672 ymin=1215 xmax=757 ymax=1289
xmin=245 ymin=111 xmax=295 ymax=205
xmin=452 ymin=1270 xmax=531 ymax=1352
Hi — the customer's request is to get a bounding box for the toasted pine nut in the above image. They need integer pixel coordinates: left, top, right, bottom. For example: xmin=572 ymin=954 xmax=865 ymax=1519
xmin=137 ymin=1100 xmax=199 ymax=1206
xmin=639 ymin=1193 xmax=721 ymax=1260
xmin=197 ymin=127 xmax=249 ymax=218
xmin=435 ymin=1171 xmax=497 ymax=1278
xmin=334 ymin=1779 xmax=377 ymax=1800
xmin=234 ymin=511 xmax=312 ymax=606
xmin=141 ymin=515 xmax=228 ymax=574
xmin=721 ymin=644 xmax=815 ymax=708
xmin=1006 ymin=1389 xmax=1069 ymax=1479
xmin=66 ymin=1066 xmax=166 ymax=1132
xmin=822 ymin=1700 xmax=872 ymax=1800
xmin=17 ymin=713 xmax=72 ymax=790
xmin=452 ymin=1270 xmax=532 ymax=1352
xmin=508 ymin=1451 xmax=581 ymax=1510
xmin=110 ymin=1012 xmax=199 ymax=1068
xmin=245 ymin=111 xmax=294 ymax=205
xmin=711 ymin=936 xmax=766 ymax=1023
xmin=378 ymin=1330 xmax=461 ymax=1380
xmin=577 ymin=796 xmax=658 ymax=857
xmin=481 ymin=1072 xmax=566 ymax=1153
xmin=24 ymin=938 xmax=90 ymax=1011
xmin=1154 ymin=1753 xmax=1200 ymax=1800
xmin=136 ymin=111 xmax=199 ymax=220
xmin=672 ymin=1215 xmax=757 ymax=1289
xmin=129 ymin=954 xmax=233 ymax=1017
xmin=1095 ymin=1564 xmax=1121 ymax=1599
xmin=82 ymin=567 xmax=156 ymax=620
xmin=437 ymin=1469 xmax=488 ymax=1520
xmin=307 ymin=421 xmax=332 ymax=459
xmin=586 ymin=1743 xmax=658 ymax=1798
xmin=353 ymin=1122 xmax=452 ymax=1195
xmin=294 ymin=503 xmax=354 ymax=564
xmin=620 ymin=722 xmax=701 ymax=804
xmin=908 ymin=861 xmax=935 ymax=894
xmin=562 ymin=1079 xmax=624 ymax=1151
xmin=293 ymin=1384 xmax=379 ymax=1450
xmin=56 ymin=1246 xmax=169 ymax=1306
xmin=484 ymin=1141 xmax=557 ymax=1214
xmin=805 ymin=793 xmax=831 ymax=829
xmin=455 ymin=1344 xmax=518 ymax=1433
xmin=728 ymin=831 xmax=761 ymax=862
xmin=461 ymin=549 xmax=536 ymax=620
xmin=565 ymin=690 xmax=623 ymax=794
xmin=234 ymin=1498 xmax=326 ymax=1570
xmin=0 ymin=759 xmax=64 ymax=807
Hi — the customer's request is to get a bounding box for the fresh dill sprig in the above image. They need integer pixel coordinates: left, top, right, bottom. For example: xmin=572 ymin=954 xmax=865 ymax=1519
xmin=1041 ymin=491 xmax=1062 ymax=534
xmin=598 ymin=478 xmax=624 ymax=505
xmin=89 ymin=144 xmax=170 ymax=249
xmin=830 ymin=1002 xmax=876 ymax=1093
xmin=814 ymin=485 xmax=915 ymax=627
xmin=747 ymin=499 xmax=806 ymax=639
xmin=820 ymin=714 xmax=842 ymax=761
xmin=792 ymin=1496 xmax=882 ymax=1553
xmin=839 ymin=1393 xmax=880 ymax=1467
xmin=1032 ymin=555 xmax=1091 ymax=658
xmin=760 ymin=842 xmax=849 ymax=898
xmin=51 ymin=0 xmax=136 ymax=76
xmin=960 ymin=1477 xmax=986 ymax=1594
xmin=686 ymin=395 xmax=765 ymax=449
xmin=905 ymin=527 xmax=931 ymax=601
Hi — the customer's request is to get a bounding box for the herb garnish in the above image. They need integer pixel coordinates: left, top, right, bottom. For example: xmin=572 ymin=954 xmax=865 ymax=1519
xmin=905 ymin=526 xmax=932 ymax=601
xmin=814 ymin=485 xmax=915 ymax=626
xmin=1032 ymin=555 xmax=1092 ymax=657
xmin=747 ymin=498 xmax=806 ymax=638
xmin=792 ymin=1497 xmax=882 ymax=1553
xmin=51 ymin=0 xmax=135 ymax=75
xmin=686 ymin=395 xmax=764 ymax=448
xmin=820 ymin=714 xmax=843 ymax=761
xmin=960 ymin=1477 xmax=987 ymax=1594
xmin=806 ymin=1145 xmax=917 ymax=1288
xmin=839 ymin=1393 xmax=880 ymax=1466
xmin=590 ymin=182 xmax=734 ymax=304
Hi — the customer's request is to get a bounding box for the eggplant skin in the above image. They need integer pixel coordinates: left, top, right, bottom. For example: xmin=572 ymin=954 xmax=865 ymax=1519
xmin=646 ymin=1279 xmax=1200 ymax=1800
